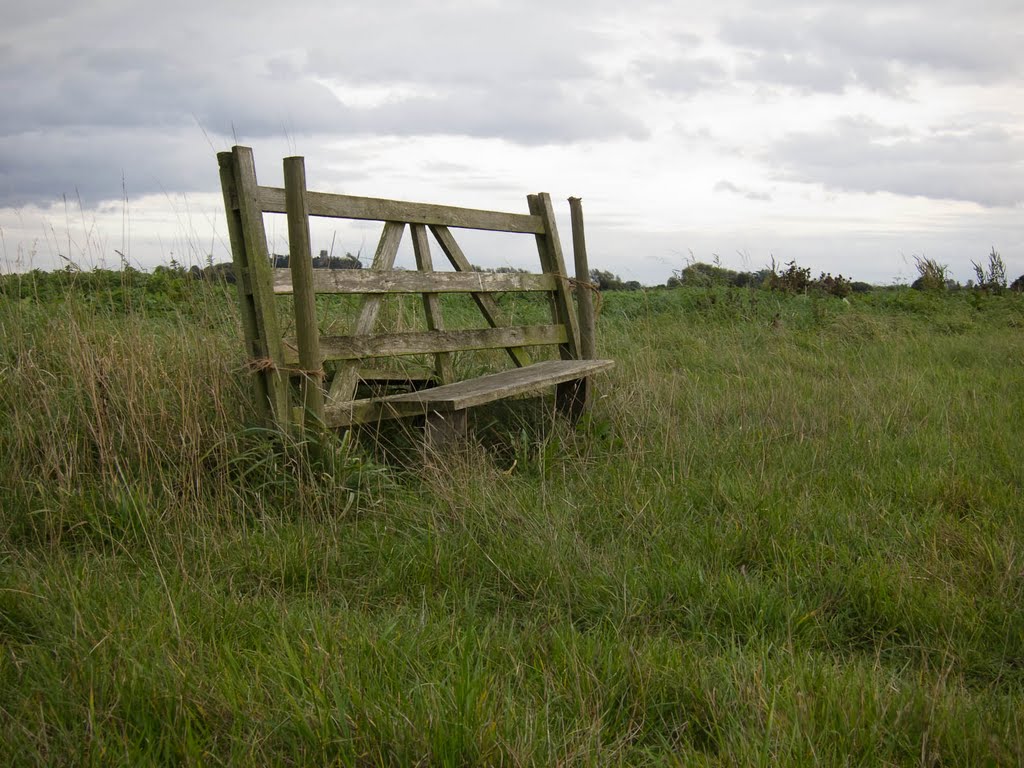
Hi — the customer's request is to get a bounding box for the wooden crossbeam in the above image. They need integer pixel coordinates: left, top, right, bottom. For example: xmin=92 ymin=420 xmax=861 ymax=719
xmin=326 ymin=222 xmax=405 ymax=404
xmin=272 ymin=268 xmax=557 ymax=295
xmin=429 ymin=225 xmax=533 ymax=368
xmin=410 ymin=223 xmax=454 ymax=385
xmin=290 ymin=324 xmax=568 ymax=363
xmin=254 ymin=187 xmax=544 ymax=234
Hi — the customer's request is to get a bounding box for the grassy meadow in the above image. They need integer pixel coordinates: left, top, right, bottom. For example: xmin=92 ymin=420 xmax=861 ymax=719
xmin=1 ymin=269 xmax=1023 ymax=765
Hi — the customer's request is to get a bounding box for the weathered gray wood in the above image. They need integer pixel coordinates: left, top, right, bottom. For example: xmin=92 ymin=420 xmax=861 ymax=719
xmin=230 ymin=146 xmax=289 ymax=427
xmin=424 ymin=409 xmax=468 ymax=454
xmin=323 ymin=397 xmax=428 ymax=428
xmin=272 ymin=267 xmax=557 ymax=295
xmin=528 ymin=193 xmax=581 ymax=361
xmin=568 ymin=197 xmax=597 ymax=362
xmin=324 ymin=359 xmax=614 ymax=427
xmin=326 ymin=222 xmax=405 ymax=403
xmin=218 ymin=152 xmax=269 ymax=423
xmin=256 ymin=186 xmax=544 ymax=234
xmin=410 ymin=224 xmax=454 ymax=384
xmin=398 ymin=359 xmax=612 ymax=411
xmin=428 ymin=225 xmax=533 ymax=368
xmin=358 ymin=367 xmax=434 ymax=384
xmin=283 ymin=156 xmax=325 ymax=428
xmin=298 ymin=324 xmax=569 ymax=363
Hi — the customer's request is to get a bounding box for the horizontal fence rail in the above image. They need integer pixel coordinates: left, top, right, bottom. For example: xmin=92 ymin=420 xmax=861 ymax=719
xmin=255 ymin=187 xmax=545 ymax=234
xmin=273 ymin=269 xmax=559 ymax=295
xmin=284 ymin=324 xmax=569 ymax=363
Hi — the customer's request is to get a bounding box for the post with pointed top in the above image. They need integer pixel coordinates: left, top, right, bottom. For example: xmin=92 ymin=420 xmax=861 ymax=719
xmin=568 ymin=197 xmax=597 ymax=361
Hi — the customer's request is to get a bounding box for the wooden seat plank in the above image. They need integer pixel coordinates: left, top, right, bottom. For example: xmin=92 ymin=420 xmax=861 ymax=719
xmin=324 ymin=359 xmax=613 ymax=427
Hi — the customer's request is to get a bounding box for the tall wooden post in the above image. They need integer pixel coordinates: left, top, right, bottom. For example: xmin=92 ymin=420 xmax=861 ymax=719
xmin=283 ymin=156 xmax=326 ymax=430
xmin=218 ymin=147 xmax=288 ymax=428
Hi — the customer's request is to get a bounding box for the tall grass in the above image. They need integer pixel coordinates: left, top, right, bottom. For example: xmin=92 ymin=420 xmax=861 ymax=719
xmin=2 ymin=275 xmax=1023 ymax=765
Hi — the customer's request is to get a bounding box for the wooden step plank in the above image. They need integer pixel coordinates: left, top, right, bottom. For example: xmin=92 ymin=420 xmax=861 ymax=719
xmin=323 ymin=359 xmax=614 ymax=427
xmin=273 ymin=268 xmax=557 ymax=295
xmin=293 ymin=324 xmax=569 ymax=363
xmin=383 ymin=359 xmax=614 ymax=411
xmin=256 ymin=186 xmax=544 ymax=234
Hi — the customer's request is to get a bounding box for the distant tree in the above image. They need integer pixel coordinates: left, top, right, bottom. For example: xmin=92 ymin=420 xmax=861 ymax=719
xmin=1010 ymin=274 xmax=1024 ymax=292
xmin=589 ymin=269 xmax=640 ymax=291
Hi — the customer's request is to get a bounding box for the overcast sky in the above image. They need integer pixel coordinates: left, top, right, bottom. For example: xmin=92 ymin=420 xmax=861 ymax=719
xmin=2 ymin=0 xmax=1022 ymax=285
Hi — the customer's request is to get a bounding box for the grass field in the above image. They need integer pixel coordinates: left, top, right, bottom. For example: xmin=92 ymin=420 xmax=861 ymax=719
xmin=1 ymin=271 xmax=1023 ymax=765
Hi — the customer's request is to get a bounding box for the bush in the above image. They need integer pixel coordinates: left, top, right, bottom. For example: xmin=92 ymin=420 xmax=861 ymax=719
xmin=766 ymin=260 xmax=812 ymax=293
xmin=911 ymin=256 xmax=948 ymax=291
xmin=972 ymin=248 xmax=1007 ymax=294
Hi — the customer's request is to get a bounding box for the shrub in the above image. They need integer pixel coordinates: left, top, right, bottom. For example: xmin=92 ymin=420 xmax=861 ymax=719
xmin=766 ymin=260 xmax=812 ymax=293
xmin=972 ymin=247 xmax=1007 ymax=294
xmin=911 ymin=256 xmax=948 ymax=291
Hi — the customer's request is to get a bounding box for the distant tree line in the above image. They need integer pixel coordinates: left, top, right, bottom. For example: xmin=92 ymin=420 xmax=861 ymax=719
xmin=664 ymin=260 xmax=869 ymax=297
xmin=168 ymin=246 xmax=1024 ymax=297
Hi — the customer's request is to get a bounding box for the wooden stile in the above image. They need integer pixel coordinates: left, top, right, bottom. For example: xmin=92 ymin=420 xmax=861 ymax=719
xmin=217 ymin=145 xmax=613 ymax=446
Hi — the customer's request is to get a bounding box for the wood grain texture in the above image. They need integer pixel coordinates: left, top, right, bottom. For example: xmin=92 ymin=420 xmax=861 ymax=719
xmin=217 ymin=152 xmax=269 ymax=422
xmin=300 ymin=324 xmax=569 ymax=363
xmin=325 ymin=359 xmax=614 ymax=425
xmin=272 ymin=268 xmax=557 ymax=295
xmin=528 ymin=193 xmax=581 ymax=361
xmin=256 ymin=186 xmax=544 ymax=234
xmin=326 ymin=222 xmax=405 ymax=403
xmin=230 ymin=146 xmax=289 ymax=427
xmin=283 ymin=156 xmax=325 ymax=427
xmin=569 ymin=196 xmax=597 ymax=362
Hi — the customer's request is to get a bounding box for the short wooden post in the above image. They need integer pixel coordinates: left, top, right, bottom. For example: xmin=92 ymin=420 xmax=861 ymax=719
xmin=283 ymin=156 xmax=326 ymax=431
xmin=568 ymin=197 xmax=597 ymax=361
xmin=528 ymin=193 xmax=581 ymax=362
xmin=424 ymin=409 xmax=468 ymax=455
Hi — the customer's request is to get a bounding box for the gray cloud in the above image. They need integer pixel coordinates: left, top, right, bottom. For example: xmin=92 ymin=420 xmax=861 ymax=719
xmin=0 ymin=0 xmax=649 ymax=206
xmin=770 ymin=117 xmax=1024 ymax=207
xmin=722 ymin=5 xmax=1024 ymax=94
xmin=714 ymin=180 xmax=772 ymax=201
